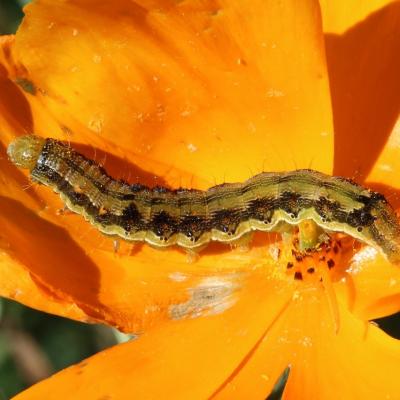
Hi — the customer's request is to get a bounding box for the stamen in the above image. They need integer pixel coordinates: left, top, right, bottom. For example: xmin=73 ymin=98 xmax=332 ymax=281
xmin=185 ymin=248 xmax=200 ymax=263
xmin=298 ymin=219 xmax=326 ymax=251
xmin=229 ymin=232 xmax=254 ymax=252
xmin=113 ymin=239 xmax=120 ymax=254
xmin=278 ymin=225 xmax=343 ymax=334
xmin=319 ymin=263 xmax=340 ymax=334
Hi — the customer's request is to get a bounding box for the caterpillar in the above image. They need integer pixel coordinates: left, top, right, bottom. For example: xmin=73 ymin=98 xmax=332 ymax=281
xmin=7 ymin=135 xmax=400 ymax=264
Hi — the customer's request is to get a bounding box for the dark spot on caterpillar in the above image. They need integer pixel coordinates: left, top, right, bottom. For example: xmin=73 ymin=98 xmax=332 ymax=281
xmin=68 ymin=189 xmax=91 ymax=207
xmin=357 ymin=192 xmax=387 ymax=205
xmin=35 ymin=164 xmax=93 ymax=208
xmin=211 ymin=208 xmax=244 ymax=235
xmin=286 ymin=262 xmax=294 ymax=269
xmin=347 ymin=208 xmax=376 ymax=227
xmin=121 ymin=203 xmax=143 ymax=233
xmin=150 ymin=197 xmax=166 ymax=205
xmin=279 ymin=191 xmax=302 ymax=218
xmin=174 ymin=188 xmax=190 ymax=194
xmin=307 ymin=267 xmax=315 ymax=274
xmin=174 ymin=188 xmax=203 ymax=195
xmin=151 ymin=211 xmax=178 ymax=240
xmin=314 ymin=196 xmax=340 ymax=223
xmin=153 ymin=186 xmax=170 ymax=194
xmin=94 ymin=208 xmax=114 ymax=225
xmin=178 ymin=215 xmax=207 ymax=241
xmin=246 ymin=197 xmax=274 ymax=223
xmin=130 ymin=183 xmax=148 ymax=192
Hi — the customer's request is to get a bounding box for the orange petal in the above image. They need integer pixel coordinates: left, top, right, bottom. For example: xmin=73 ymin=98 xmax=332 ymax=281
xmin=0 ymin=35 xmax=61 ymax=143
xmin=215 ymin=286 xmax=400 ymax=399
xmin=13 ymin=278 xmax=400 ymax=400
xmin=0 ymin=36 xmax=32 ymax=138
xmin=12 ymin=271 xmax=294 ymax=399
xmin=12 ymin=0 xmax=333 ymax=183
xmin=323 ymin=1 xmax=400 ymax=181
xmin=320 ymin=0 xmax=396 ymax=34
xmin=335 ymin=247 xmax=400 ymax=320
xmin=367 ymin=116 xmax=400 ymax=195
xmin=0 ymin=0 xmax=334 ymax=329
xmin=321 ymin=1 xmax=400 ymax=319
xmin=282 ymin=289 xmax=400 ymax=399
xmin=0 ymin=251 xmax=88 ymax=322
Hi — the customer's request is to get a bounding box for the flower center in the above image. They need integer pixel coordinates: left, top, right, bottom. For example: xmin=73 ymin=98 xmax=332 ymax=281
xmin=273 ymin=220 xmax=356 ymax=285
xmin=284 ymin=237 xmax=343 ymax=283
xmin=270 ymin=220 xmax=360 ymax=333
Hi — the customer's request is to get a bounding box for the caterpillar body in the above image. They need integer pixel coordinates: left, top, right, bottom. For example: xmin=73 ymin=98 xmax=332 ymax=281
xmin=7 ymin=135 xmax=400 ymax=263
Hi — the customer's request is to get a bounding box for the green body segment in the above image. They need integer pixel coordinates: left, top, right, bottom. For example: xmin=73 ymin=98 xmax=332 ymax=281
xmin=7 ymin=135 xmax=400 ymax=264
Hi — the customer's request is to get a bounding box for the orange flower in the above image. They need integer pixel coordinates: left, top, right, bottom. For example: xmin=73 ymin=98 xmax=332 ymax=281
xmin=1 ymin=0 xmax=400 ymax=398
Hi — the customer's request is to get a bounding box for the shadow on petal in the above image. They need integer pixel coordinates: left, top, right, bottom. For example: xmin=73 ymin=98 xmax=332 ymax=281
xmin=326 ymin=2 xmax=400 ymax=181
xmin=0 ymin=196 xmax=112 ymax=323
xmin=0 ymin=64 xmax=33 ymax=133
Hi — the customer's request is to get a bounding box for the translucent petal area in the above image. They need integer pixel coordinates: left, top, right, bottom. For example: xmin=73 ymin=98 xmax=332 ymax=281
xmin=12 ymin=271 xmax=294 ymax=400
xmin=320 ymin=0 xmax=396 ymax=33
xmin=13 ymin=0 xmax=333 ymax=186
xmin=335 ymin=248 xmax=400 ymax=320
xmin=0 ymin=35 xmax=64 ymax=145
xmin=0 ymin=36 xmax=69 ymax=210
xmin=213 ymin=286 xmax=400 ymax=399
xmin=0 ymin=251 xmax=88 ymax=322
xmin=324 ymin=1 xmax=400 ymax=181
xmin=0 ymin=194 xmax=116 ymax=323
xmin=13 ymin=280 xmax=400 ymax=400
xmin=0 ymin=36 xmax=33 ymax=139
xmin=281 ymin=289 xmax=400 ymax=400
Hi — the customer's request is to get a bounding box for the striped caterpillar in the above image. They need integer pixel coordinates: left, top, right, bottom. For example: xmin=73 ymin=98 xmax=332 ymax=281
xmin=7 ymin=135 xmax=400 ymax=264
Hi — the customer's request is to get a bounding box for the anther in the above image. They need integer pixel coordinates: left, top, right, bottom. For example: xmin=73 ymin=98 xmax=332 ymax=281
xmin=294 ymin=271 xmax=303 ymax=280
xmin=327 ymin=258 xmax=335 ymax=269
